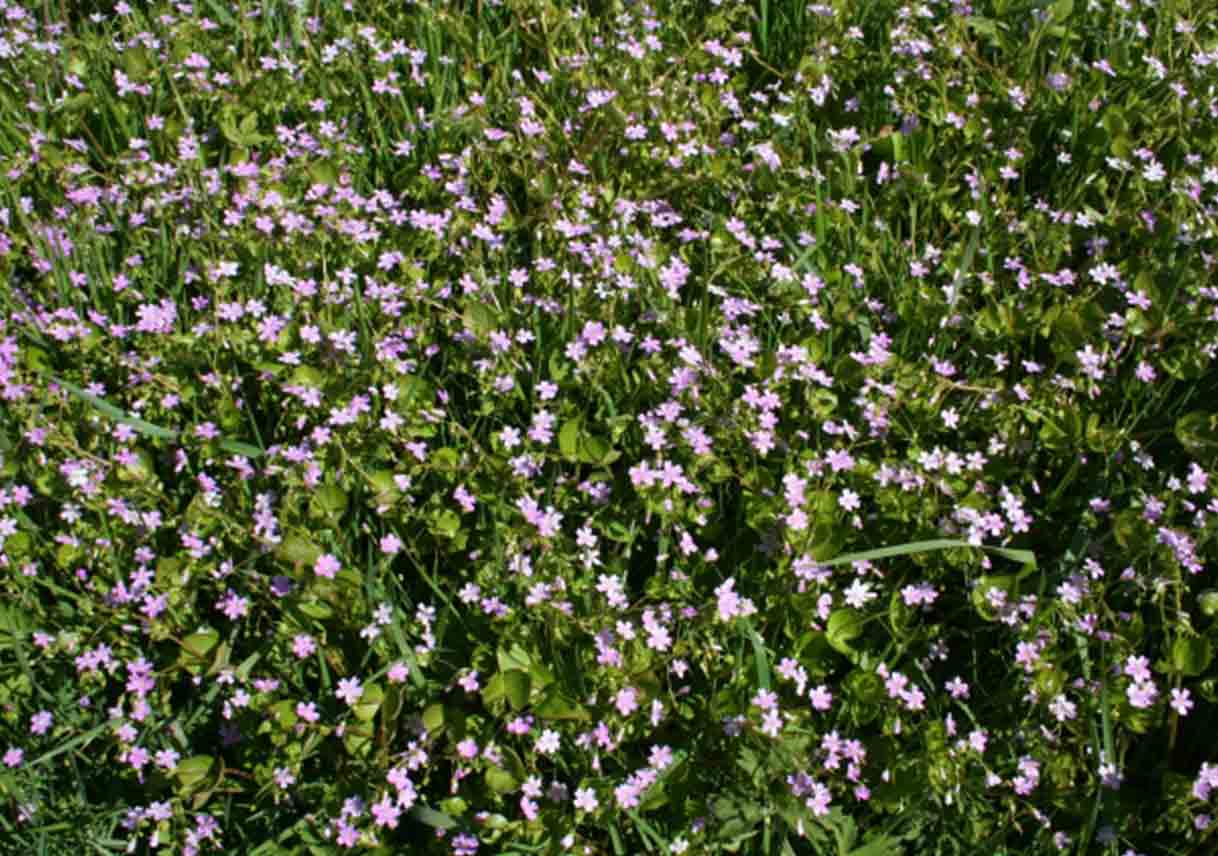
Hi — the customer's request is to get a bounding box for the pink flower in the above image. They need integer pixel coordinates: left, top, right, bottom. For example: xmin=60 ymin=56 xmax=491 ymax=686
xmin=1170 ymin=688 xmax=1194 ymax=716
xmin=371 ymin=794 xmax=400 ymax=829
xmin=453 ymin=484 xmax=477 ymax=513
xmin=1126 ymin=680 xmax=1158 ymax=709
xmin=535 ymin=729 xmax=560 ymax=755
xmin=336 ymin=677 xmax=363 ymax=706
xmin=946 ymin=676 xmax=970 ymax=699
xmin=3 ymin=747 xmax=22 ymax=768
xmin=218 ymin=589 xmax=249 ymax=620
xmin=649 ymin=745 xmax=674 ymax=770
xmin=752 ymin=689 xmax=778 ymax=711
xmin=30 ymin=710 xmax=52 ymax=736
xmin=291 ymin=634 xmax=316 ymax=659
xmin=315 ymin=553 xmax=341 ymax=578
xmin=336 ymin=822 xmax=359 ymax=847
xmin=1124 ymin=655 xmax=1152 ymax=682
xmin=615 ymin=687 xmax=640 ymax=717
xmin=127 ymin=746 xmax=149 ymax=773
xmin=574 ymin=786 xmax=599 ymax=812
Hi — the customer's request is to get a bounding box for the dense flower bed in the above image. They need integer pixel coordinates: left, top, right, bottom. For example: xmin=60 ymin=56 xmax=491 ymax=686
xmin=1 ymin=0 xmax=1217 ymax=853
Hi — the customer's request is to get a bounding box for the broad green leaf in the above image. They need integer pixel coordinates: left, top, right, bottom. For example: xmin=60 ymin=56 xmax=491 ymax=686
xmin=277 ymin=534 xmax=322 ymax=567
xmin=432 ymin=447 xmax=461 ymax=470
xmin=826 ymin=609 xmax=864 ymax=655
xmin=481 ymin=673 xmax=507 ymax=707
xmin=1199 ymin=591 xmax=1218 ymax=618
xmin=485 ymin=766 xmax=518 ymax=795
xmin=354 ymin=682 xmax=384 ymax=722
xmin=559 ymin=417 xmax=582 ymax=461
xmin=308 ymin=160 xmax=338 ymax=186
xmin=298 ymin=600 xmax=334 ymax=621
xmin=497 ymin=644 xmax=532 ymax=673
xmin=181 ymin=630 xmax=220 ymax=662
xmin=310 ymin=485 xmax=348 ymax=520
xmin=368 ymin=469 xmax=400 ymax=506
xmin=2 ymin=531 xmax=31 ymax=558
xmin=175 ymin=756 xmax=214 ymax=790
xmin=407 ymin=806 xmax=458 ymax=829
xmin=270 ymin=700 xmax=298 ymax=729
xmin=1172 ymin=636 xmax=1213 ymax=677
xmin=423 ymin=703 xmax=445 ymax=734
xmin=1176 ymin=411 xmax=1217 ymax=454
xmin=534 ymin=690 xmax=591 ymax=721
xmin=432 ymin=509 xmax=461 ymax=538
xmin=463 ymin=301 xmax=498 ymax=337
xmin=503 ymin=670 xmax=531 ymax=710
xmin=344 ymin=731 xmax=371 ymax=757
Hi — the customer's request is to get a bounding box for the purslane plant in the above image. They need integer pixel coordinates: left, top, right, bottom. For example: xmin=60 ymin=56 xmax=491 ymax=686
xmin=1 ymin=0 xmax=1217 ymax=854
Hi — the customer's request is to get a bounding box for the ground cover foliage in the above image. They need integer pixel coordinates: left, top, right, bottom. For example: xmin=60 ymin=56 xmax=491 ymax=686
xmin=1 ymin=0 xmax=1218 ymax=853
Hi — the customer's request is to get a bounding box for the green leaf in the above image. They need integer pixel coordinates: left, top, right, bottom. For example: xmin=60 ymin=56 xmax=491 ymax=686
xmin=497 ymin=644 xmax=532 ymax=673
xmin=485 ymin=766 xmax=518 ymax=795
xmin=972 ymin=575 xmax=1018 ymax=621
xmin=2 ymin=531 xmax=31 ymax=558
xmin=845 ymin=834 xmax=906 ymax=856
xmin=307 ymin=160 xmax=338 ymax=186
xmin=50 ymin=374 xmax=179 ymax=441
xmin=309 ymin=485 xmax=348 ymax=520
xmin=344 ymin=731 xmax=371 ymax=758
xmin=432 ymin=447 xmax=461 ymax=471
xmin=217 ymin=438 xmax=264 ymax=458
xmin=579 ymin=433 xmax=618 ymax=465
xmin=503 ymin=670 xmax=531 ymax=710
xmin=1199 ymin=591 xmax=1218 ymax=618
xmin=181 ymin=630 xmax=220 ymax=662
xmin=276 ymin=534 xmax=322 ymax=568
xmin=407 ymin=806 xmax=458 ymax=829
xmin=175 ymin=756 xmax=214 ymax=790
xmin=742 ymin=620 xmax=771 ymax=690
xmin=270 ymin=700 xmax=298 ymax=729
xmin=354 ymin=682 xmax=384 ymax=722
xmin=821 ymin=539 xmax=1035 ymax=569
xmin=826 ymin=609 xmax=864 ymax=655
xmin=433 ymin=509 xmax=461 ymax=539
xmin=534 ymin=690 xmax=591 ymax=721
xmin=368 ymin=470 xmax=400 ymax=506
xmin=1172 ymin=636 xmax=1213 ymax=677
xmin=559 ymin=417 xmax=583 ymax=461
xmin=463 ymin=301 xmax=498 ymax=337
xmin=423 ymin=703 xmax=446 ymax=734
xmin=298 ymin=600 xmax=333 ymax=621
xmin=1176 ymin=411 xmax=1217 ymax=455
